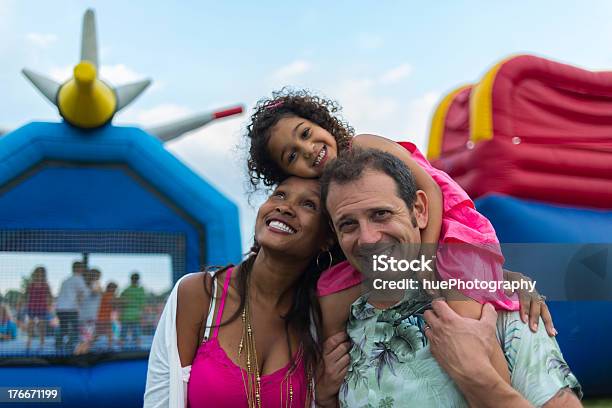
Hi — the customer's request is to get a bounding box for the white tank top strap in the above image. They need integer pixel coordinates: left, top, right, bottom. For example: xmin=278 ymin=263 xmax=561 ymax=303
xmin=202 ymin=272 xmax=218 ymax=341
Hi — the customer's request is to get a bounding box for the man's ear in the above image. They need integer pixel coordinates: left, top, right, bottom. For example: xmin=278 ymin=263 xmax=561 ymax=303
xmin=412 ymin=190 xmax=429 ymax=230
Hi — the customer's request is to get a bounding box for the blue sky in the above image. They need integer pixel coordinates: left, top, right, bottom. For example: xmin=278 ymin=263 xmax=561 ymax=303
xmin=2 ymin=1 xmax=612 ymax=284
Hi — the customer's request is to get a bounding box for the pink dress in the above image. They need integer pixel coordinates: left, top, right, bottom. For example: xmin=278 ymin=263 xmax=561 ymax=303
xmin=317 ymin=141 xmax=518 ymax=311
xmin=188 ymin=268 xmax=309 ymax=407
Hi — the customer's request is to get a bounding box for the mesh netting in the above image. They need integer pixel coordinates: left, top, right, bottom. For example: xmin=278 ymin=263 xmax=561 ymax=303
xmin=0 ymin=230 xmax=185 ymax=360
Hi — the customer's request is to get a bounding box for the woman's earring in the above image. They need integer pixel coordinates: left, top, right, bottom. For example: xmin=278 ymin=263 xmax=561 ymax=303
xmin=316 ymin=250 xmax=333 ymax=271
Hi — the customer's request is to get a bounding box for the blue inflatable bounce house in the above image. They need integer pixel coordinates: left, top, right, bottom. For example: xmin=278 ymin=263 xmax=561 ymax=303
xmin=0 ymin=10 xmax=242 ymax=407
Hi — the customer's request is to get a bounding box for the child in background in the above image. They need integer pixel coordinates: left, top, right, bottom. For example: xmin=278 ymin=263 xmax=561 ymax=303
xmin=96 ymin=282 xmax=118 ymax=348
xmin=25 ymin=266 xmax=52 ymax=350
xmin=74 ymin=281 xmax=118 ymax=355
xmin=0 ymin=304 xmax=17 ymax=342
xmin=119 ymin=272 xmax=145 ymax=349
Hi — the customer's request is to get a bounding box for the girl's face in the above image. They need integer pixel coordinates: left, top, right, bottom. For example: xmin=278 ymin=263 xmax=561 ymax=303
xmin=255 ymin=177 xmax=331 ymax=259
xmin=32 ymin=268 xmax=45 ymax=282
xmin=267 ymin=116 xmax=338 ymax=178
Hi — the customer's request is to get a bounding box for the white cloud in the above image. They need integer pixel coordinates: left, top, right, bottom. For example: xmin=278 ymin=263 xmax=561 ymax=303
xmin=379 ymin=63 xmax=413 ymax=84
xmin=328 ymin=72 xmax=440 ymax=152
xmin=402 ymin=91 xmax=441 ymax=151
xmin=48 ymin=65 xmax=72 ymax=82
xmin=48 ymin=63 xmax=147 ymax=85
xmin=271 ymin=60 xmax=312 ymax=82
xmin=117 ymin=103 xmax=192 ymax=127
xmin=167 ymin=116 xmax=243 ymax=154
xmin=26 ymin=32 xmax=58 ymax=48
xmin=333 ymin=78 xmax=399 ymax=127
xmin=100 ymin=64 xmax=146 ymax=86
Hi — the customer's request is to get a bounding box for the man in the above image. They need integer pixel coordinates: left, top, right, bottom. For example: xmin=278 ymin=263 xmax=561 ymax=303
xmin=119 ymin=272 xmax=145 ymax=348
xmin=55 ymin=261 xmax=89 ymax=353
xmin=319 ymin=148 xmax=582 ymax=407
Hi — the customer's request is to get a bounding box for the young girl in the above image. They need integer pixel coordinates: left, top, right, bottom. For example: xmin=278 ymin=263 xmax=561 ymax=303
xmin=25 ymin=266 xmax=52 ymax=350
xmin=246 ymin=89 xmax=520 ymax=385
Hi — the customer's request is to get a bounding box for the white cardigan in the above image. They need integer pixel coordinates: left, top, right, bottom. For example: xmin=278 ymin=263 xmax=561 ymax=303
xmin=143 ymin=272 xmax=317 ymax=408
xmin=143 ymin=274 xmax=193 ymax=408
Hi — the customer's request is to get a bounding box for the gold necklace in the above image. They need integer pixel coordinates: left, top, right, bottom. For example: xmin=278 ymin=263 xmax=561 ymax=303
xmin=238 ymin=283 xmax=314 ymax=408
xmin=239 ymin=289 xmax=301 ymax=408
xmin=239 ymin=291 xmax=262 ymax=408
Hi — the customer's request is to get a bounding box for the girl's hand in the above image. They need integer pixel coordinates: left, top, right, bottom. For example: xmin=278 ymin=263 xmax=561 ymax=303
xmin=503 ymin=269 xmax=557 ymax=336
xmin=316 ymin=331 xmax=351 ymax=407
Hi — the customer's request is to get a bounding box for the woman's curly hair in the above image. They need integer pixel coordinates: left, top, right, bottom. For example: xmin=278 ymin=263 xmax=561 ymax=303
xmin=246 ymin=88 xmax=354 ymax=191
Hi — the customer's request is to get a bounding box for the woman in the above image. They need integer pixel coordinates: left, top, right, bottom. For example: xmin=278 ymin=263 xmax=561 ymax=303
xmin=145 ymin=176 xmax=336 ymax=408
xmin=25 ymin=266 xmax=52 ymax=350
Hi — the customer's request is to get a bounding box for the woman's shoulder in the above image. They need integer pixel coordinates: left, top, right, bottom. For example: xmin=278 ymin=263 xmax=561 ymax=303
xmin=177 ymin=272 xmax=212 ymax=308
xmin=176 ymin=266 xmax=234 ymax=318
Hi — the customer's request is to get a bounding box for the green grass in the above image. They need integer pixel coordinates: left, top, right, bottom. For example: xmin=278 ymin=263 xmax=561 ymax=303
xmin=584 ymin=399 xmax=612 ymax=407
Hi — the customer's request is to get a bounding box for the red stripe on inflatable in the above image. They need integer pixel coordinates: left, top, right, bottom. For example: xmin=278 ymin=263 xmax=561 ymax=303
xmin=213 ymin=106 xmax=243 ymax=119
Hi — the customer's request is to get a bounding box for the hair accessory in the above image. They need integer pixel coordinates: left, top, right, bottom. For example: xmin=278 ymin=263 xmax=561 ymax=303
xmin=265 ymin=100 xmax=284 ymax=110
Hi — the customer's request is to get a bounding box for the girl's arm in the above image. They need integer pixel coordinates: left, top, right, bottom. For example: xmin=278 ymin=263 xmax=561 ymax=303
xmin=352 ymin=134 xmax=442 ymax=244
xmin=317 ymin=285 xmax=361 ymax=407
xmin=319 ymin=285 xmax=361 ymax=340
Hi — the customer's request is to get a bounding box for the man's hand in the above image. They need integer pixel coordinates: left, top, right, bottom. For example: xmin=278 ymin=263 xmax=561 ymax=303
xmin=315 ymin=331 xmax=351 ymax=408
xmin=424 ymin=300 xmax=499 ymax=379
xmin=504 ymin=269 xmax=556 ymax=336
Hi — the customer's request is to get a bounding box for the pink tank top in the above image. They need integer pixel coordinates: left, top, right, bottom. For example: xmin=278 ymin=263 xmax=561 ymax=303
xmin=187 ymin=268 xmax=308 ymax=407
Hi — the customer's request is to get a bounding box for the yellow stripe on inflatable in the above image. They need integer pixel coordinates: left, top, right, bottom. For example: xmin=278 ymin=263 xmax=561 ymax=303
xmin=469 ymin=56 xmax=518 ymax=143
xmin=426 ymin=85 xmax=471 ymax=160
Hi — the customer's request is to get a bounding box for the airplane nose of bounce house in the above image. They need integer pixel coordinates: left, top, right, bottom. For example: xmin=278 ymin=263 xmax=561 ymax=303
xmin=428 ymin=54 xmax=612 ymax=396
xmin=57 ymin=61 xmax=117 ymax=128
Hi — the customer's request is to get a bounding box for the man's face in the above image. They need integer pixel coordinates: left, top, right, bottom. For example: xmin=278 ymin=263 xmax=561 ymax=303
xmin=325 ymin=169 xmax=428 ymax=277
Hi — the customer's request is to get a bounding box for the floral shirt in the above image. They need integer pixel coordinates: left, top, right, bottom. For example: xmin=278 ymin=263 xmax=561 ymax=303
xmin=340 ymin=288 xmax=582 ymax=408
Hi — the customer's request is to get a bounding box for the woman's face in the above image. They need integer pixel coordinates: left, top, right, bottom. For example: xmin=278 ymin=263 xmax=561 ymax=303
xmin=267 ymin=115 xmax=338 ymax=179
xmin=255 ymin=177 xmax=330 ymax=259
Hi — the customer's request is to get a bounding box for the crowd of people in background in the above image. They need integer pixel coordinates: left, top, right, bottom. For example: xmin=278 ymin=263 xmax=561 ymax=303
xmin=0 ymin=262 xmax=165 ymax=356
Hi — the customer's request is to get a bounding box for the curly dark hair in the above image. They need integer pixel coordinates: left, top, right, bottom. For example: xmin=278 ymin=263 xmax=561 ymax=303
xmin=246 ymin=88 xmax=355 ymax=190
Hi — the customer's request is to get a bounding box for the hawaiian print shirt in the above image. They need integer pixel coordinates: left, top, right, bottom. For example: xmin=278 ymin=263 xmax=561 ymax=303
xmin=339 ymin=288 xmax=582 ymax=408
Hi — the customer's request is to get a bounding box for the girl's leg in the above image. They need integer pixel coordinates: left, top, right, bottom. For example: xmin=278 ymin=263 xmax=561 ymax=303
xmin=39 ymin=319 xmax=46 ymax=347
xmin=26 ymin=318 xmax=33 ymax=350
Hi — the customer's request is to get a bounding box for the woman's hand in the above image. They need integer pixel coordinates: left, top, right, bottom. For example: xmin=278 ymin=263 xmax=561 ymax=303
xmin=315 ymin=331 xmax=351 ymax=408
xmin=503 ymin=269 xmax=557 ymax=336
